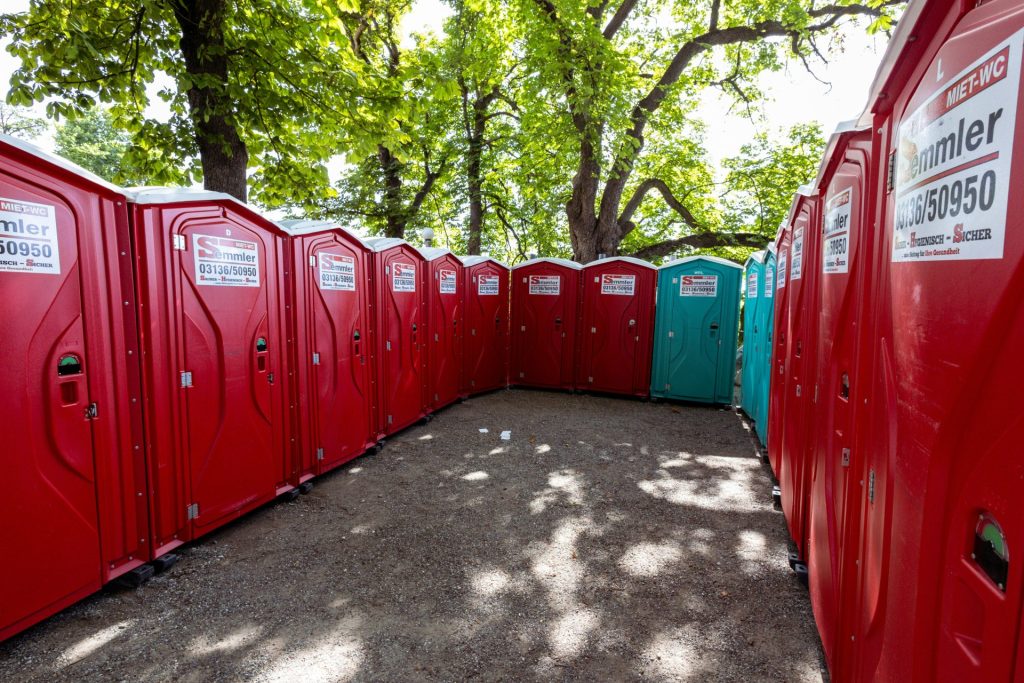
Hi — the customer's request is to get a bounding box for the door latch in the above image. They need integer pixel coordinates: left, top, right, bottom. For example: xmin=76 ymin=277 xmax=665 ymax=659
xmin=267 ymin=372 xmax=275 ymax=385
xmin=84 ymin=402 xmax=99 ymax=420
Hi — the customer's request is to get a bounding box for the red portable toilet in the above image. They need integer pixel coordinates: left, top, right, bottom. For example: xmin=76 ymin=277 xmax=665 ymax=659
xmin=129 ymin=188 xmax=295 ymax=554
xmin=841 ymin=1 xmax=1024 ymax=680
xmin=778 ymin=186 xmax=821 ymax=564
xmin=282 ymin=220 xmax=377 ymax=483
xmin=510 ymin=258 xmax=582 ymax=390
xmin=418 ymin=246 xmax=464 ymax=411
xmin=803 ymin=121 xmax=877 ymax=676
xmin=576 ymin=257 xmax=656 ymax=397
xmin=0 ymin=136 xmax=151 ymax=641
xmin=364 ymin=237 xmax=429 ymax=436
xmin=461 ymin=255 xmax=510 ymax=396
xmin=766 ymin=219 xmax=791 ymax=481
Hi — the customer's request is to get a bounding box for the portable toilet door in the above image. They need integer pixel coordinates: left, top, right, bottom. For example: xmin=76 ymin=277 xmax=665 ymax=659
xmin=461 ymin=255 xmax=510 ymax=396
xmin=418 ymin=246 xmax=464 ymax=411
xmin=0 ymin=137 xmax=151 ymax=641
xmin=365 ymin=237 xmax=428 ymax=436
xmin=767 ymin=222 xmax=791 ymax=479
xmin=576 ymin=257 xmax=657 ymax=397
xmin=129 ymin=188 xmax=295 ymax=551
xmin=510 ymin=258 xmax=581 ymax=390
xmin=283 ymin=220 xmax=377 ymax=481
xmin=847 ymin=2 xmax=1024 ymax=679
xmin=778 ymin=187 xmax=821 ymax=563
xmin=754 ymin=245 xmax=776 ymax=445
xmin=740 ymin=251 xmax=765 ymax=418
xmin=650 ymin=255 xmax=742 ymax=404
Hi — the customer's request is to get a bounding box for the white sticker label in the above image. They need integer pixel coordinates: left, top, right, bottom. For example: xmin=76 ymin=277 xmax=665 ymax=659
xmin=392 ymin=262 xmax=416 ymax=292
xmin=0 ymin=198 xmax=60 ymax=275
xmin=319 ymin=252 xmax=356 ymax=291
xmin=439 ymin=268 xmax=457 ymax=294
xmin=193 ymin=234 xmax=259 ymax=287
xmin=529 ymin=274 xmax=560 ymax=295
xmin=892 ymin=31 xmax=1022 ymax=262
xmin=823 ymin=188 xmax=853 ymax=274
xmin=600 ymin=273 xmax=635 ymax=296
xmin=777 ymin=251 xmax=788 ymax=289
xmin=746 ymin=271 xmax=758 ymax=298
xmin=478 ymin=274 xmax=500 ymax=295
xmin=791 ymin=228 xmax=804 ymax=281
xmin=764 ymin=267 xmax=774 ymax=299
xmin=679 ymin=274 xmax=718 ymax=297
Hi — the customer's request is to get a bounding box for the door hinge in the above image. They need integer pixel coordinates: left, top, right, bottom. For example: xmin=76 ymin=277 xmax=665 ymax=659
xmin=588 ymin=376 xmax=593 ymax=383
xmin=385 ymin=266 xmax=390 ymax=274
xmin=386 ymin=340 xmax=392 ymax=351
xmin=186 ymin=503 xmax=199 ymax=520
xmin=173 ymin=234 xmax=186 ymax=251
xmin=668 ymin=331 xmax=674 ymax=338
xmin=591 ymin=327 xmax=597 ymax=333
xmin=796 ymin=384 xmax=802 ymax=397
xmin=317 ymin=447 xmax=324 ymax=461
xmin=520 ymin=325 xmax=526 ymax=332
xmin=180 ymin=371 xmax=193 ymax=388
xmin=312 ymin=352 xmax=320 ymax=365
xmin=471 ymin=329 xmax=477 ymax=336
xmin=84 ymin=402 xmax=99 ymax=420
xmin=434 ymin=333 xmax=439 ymax=342
xmin=309 ymin=255 xmax=316 ymax=267
xmin=387 ymin=415 xmax=393 ymax=425
xmin=664 ymin=383 xmax=671 ymax=391
xmin=814 ymin=384 xmax=819 ymax=402
xmin=841 ymin=448 xmax=851 ymax=467
xmin=868 ymin=469 xmax=876 ymax=503
xmin=434 ymin=393 xmax=439 ymax=401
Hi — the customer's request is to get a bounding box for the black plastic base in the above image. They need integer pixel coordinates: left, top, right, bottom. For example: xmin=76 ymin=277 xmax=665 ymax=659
xmin=794 ymin=562 xmax=809 ymax=587
xmin=772 ymin=485 xmax=782 ymax=510
xmin=152 ymin=553 xmax=180 ymax=574
xmin=299 ymin=481 xmax=314 ymax=495
xmin=788 ymin=551 xmax=801 ymax=570
xmin=283 ymin=488 xmax=301 ymax=502
xmin=118 ymin=564 xmax=155 ymax=588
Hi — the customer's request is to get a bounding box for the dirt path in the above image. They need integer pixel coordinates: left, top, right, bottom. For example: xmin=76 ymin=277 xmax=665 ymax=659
xmin=1 ymin=390 xmax=822 ymax=682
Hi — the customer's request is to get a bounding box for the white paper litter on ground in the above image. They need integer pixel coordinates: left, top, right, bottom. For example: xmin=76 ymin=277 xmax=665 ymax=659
xmin=500 ymin=431 xmax=511 ymax=440
xmin=479 ymin=428 xmax=489 ymax=433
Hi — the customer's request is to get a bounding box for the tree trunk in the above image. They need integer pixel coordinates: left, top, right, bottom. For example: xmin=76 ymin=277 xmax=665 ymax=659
xmin=378 ymin=144 xmax=406 ymax=238
xmin=465 ymin=99 xmax=488 ymax=255
xmin=566 ymin=122 xmax=603 ymax=262
xmin=173 ymin=0 xmax=248 ymax=202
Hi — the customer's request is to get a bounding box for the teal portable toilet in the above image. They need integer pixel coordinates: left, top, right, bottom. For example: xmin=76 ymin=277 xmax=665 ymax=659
xmin=740 ymin=251 xmax=765 ymax=417
xmin=651 ymin=256 xmax=743 ymax=404
xmin=754 ymin=245 xmax=776 ymax=443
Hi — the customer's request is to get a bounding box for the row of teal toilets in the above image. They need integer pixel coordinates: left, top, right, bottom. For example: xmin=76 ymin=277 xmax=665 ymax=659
xmin=739 ymin=247 xmax=776 ymax=443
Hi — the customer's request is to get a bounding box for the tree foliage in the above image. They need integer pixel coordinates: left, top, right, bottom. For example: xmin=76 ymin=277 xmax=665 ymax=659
xmin=0 ymin=103 xmax=47 ymax=139
xmin=54 ymin=107 xmax=138 ymax=183
xmin=4 ymin=0 xmax=904 ymax=263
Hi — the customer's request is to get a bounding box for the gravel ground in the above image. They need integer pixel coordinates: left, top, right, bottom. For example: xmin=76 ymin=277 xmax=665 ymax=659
xmin=0 ymin=390 xmax=822 ymax=682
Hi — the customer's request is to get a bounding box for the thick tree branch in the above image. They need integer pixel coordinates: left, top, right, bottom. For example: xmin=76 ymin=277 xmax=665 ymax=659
xmin=618 ymin=178 xmax=703 ymax=231
xmin=627 ymin=233 xmax=766 ymax=261
xmin=602 ymin=0 xmax=639 ymax=40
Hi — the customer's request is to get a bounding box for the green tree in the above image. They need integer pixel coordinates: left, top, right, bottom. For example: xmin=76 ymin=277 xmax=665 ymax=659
xmin=722 ymin=122 xmax=827 ymax=241
xmin=515 ymin=0 xmax=900 ymax=261
xmin=0 ymin=103 xmax=47 ymax=139
xmin=54 ymin=108 xmax=135 ymax=183
xmin=3 ymin=0 xmax=362 ymax=205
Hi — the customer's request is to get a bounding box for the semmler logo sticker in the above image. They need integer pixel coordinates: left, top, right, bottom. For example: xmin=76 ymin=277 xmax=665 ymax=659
xmin=392 ymin=262 xmax=416 ymax=292
xmin=679 ymin=274 xmax=718 ymax=297
xmin=600 ymin=273 xmax=635 ymax=296
xmin=194 ymin=234 xmax=260 ymax=287
xmin=319 ymin=252 xmax=356 ymax=291
xmin=823 ymin=187 xmax=852 ymax=274
xmin=439 ymin=268 xmax=457 ymax=294
xmin=0 ymin=197 xmax=60 ymax=275
xmin=893 ymin=30 xmax=1023 ymax=262
xmin=478 ymin=274 xmax=500 ymax=295
xmin=528 ymin=274 xmax=560 ymax=295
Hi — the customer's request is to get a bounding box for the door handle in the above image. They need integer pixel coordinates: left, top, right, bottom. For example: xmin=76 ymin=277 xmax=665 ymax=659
xmin=555 ymin=317 xmax=562 ymax=325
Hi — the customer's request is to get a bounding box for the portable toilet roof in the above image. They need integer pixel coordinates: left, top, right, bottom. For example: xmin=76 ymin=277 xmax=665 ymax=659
xmin=416 ymin=246 xmax=454 ymax=261
xmin=659 ymin=255 xmax=743 ymax=270
xmin=582 ymin=256 xmax=656 ymax=269
xmin=461 ymin=255 xmax=509 ymax=268
xmin=278 ymin=219 xmax=369 ymax=246
xmin=512 ymin=257 xmax=582 ymax=270
xmin=363 ymin=236 xmax=410 ymax=252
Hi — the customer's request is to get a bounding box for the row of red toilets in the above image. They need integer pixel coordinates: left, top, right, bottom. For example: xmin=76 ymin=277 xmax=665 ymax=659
xmin=762 ymin=0 xmax=1024 ymax=680
xmin=0 ymin=135 xmax=664 ymax=642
